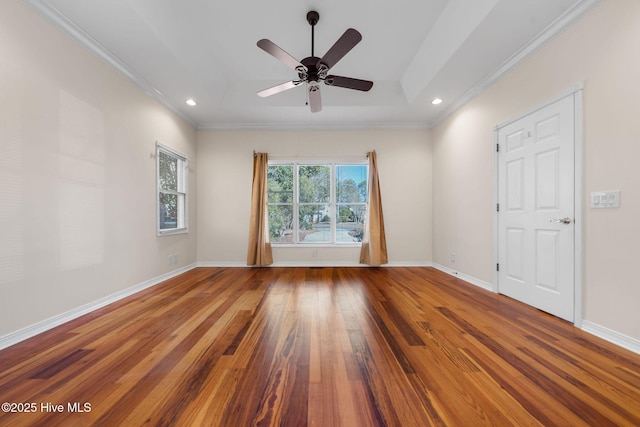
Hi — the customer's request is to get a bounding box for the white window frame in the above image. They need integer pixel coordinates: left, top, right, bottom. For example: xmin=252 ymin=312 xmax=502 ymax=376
xmin=268 ymin=158 xmax=368 ymax=247
xmin=156 ymin=142 xmax=188 ymax=235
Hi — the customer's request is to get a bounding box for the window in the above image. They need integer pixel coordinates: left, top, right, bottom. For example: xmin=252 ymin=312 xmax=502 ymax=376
xmin=268 ymin=161 xmax=368 ymax=245
xmin=157 ymin=143 xmax=188 ymax=235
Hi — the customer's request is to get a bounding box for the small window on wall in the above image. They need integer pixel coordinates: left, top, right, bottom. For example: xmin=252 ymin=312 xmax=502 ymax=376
xmin=157 ymin=143 xmax=188 ymax=235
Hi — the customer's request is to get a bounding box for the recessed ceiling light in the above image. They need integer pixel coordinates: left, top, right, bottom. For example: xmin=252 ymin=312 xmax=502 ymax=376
xmin=186 ymin=98 xmax=197 ymax=106
xmin=432 ymin=98 xmax=443 ymax=105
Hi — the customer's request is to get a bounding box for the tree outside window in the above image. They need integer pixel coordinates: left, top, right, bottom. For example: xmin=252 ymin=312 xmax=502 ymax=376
xmin=157 ymin=144 xmax=187 ymax=234
xmin=267 ymin=162 xmax=367 ymax=244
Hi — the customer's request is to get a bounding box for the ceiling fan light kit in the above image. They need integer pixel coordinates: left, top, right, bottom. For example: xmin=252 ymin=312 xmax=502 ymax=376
xmin=257 ymin=11 xmax=373 ymax=113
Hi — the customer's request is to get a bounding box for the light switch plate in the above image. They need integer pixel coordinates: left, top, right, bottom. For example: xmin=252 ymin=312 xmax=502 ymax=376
xmin=591 ymin=191 xmax=620 ymax=208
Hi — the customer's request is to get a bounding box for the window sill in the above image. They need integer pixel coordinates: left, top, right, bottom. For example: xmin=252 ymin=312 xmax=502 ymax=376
xmin=158 ymin=228 xmax=188 ymax=236
xmin=272 ymin=243 xmax=362 ymax=248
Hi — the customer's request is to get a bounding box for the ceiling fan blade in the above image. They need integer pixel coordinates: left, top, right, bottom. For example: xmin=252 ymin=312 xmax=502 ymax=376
xmin=257 ymin=39 xmax=307 ymax=72
xmin=257 ymin=81 xmax=301 ymax=97
xmin=317 ymin=28 xmax=362 ymax=72
xmin=325 ymin=75 xmax=373 ymax=92
xmin=308 ymin=85 xmax=322 ymax=113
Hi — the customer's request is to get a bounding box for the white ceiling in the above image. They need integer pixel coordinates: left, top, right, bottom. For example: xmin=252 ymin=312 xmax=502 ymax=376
xmin=24 ymin=0 xmax=600 ymax=129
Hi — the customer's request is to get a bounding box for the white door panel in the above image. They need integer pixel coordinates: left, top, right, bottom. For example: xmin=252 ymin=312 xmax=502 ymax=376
xmin=497 ymin=95 xmax=575 ymax=322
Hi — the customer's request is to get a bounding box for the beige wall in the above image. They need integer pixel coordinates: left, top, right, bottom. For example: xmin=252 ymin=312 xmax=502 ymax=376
xmin=3 ymin=0 xmax=638 ymax=350
xmin=432 ymin=0 xmax=640 ymax=341
xmin=197 ymin=129 xmax=432 ymax=265
xmin=0 ymin=1 xmax=197 ymax=338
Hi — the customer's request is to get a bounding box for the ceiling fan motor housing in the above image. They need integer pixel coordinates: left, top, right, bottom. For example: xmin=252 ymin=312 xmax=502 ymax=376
xmin=300 ymin=56 xmax=322 ymax=82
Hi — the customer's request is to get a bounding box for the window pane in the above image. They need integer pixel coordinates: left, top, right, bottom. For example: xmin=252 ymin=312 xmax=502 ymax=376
xmin=336 ymin=165 xmax=368 ymax=203
xmin=269 ymin=204 xmax=293 ymax=243
xmin=176 ymin=193 xmax=185 ymax=228
xmin=299 ymin=165 xmax=330 ymax=203
xmin=159 ymin=192 xmax=177 ymax=229
xmin=267 ymin=162 xmax=368 ymax=246
xmin=157 ymin=145 xmax=188 ymax=234
xmin=299 ymin=204 xmax=330 ymax=243
xmin=268 ymin=165 xmax=293 ymax=203
xmin=336 ymin=204 xmax=366 ymax=243
xmin=176 ymin=158 xmax=186 ymax=193
xmin=159 ymin=151 xmax=178 ymax=191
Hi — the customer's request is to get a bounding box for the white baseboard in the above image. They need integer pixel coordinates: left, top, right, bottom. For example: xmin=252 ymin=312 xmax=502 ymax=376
xmin=6 ymin=262 xmax=637 ymax=357
xmin=272 ymin=261 xmax=362 ymax=267
xmin=197 ymin=261 xmax=248 ymax=268
xmin=385 ymin=261 xmax=433 ymax=267
xmin=581 ymin=321 xmax=640 ymax=355
xmin=0 ymin=263 xmax=198 ymax=351
xmin=431 ymin=263 xmax=497 ymax=292
xmin=431 ymin=265 xmax=640 ymax=355
xmin=197 ymin=261 xmax=432 ymax=268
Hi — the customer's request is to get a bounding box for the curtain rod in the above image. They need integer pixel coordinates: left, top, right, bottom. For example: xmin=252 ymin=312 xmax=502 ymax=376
xmin=255 ymin=151 xmax=369 ymax=159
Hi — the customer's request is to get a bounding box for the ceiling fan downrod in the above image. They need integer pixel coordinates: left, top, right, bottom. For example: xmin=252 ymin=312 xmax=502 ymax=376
xmin=307 ymin=11 xmax=319 ymax=57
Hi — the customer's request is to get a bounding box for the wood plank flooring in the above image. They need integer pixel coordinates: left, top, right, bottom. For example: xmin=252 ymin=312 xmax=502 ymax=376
xmin=1 ymin=267 xmax=639 ymax=426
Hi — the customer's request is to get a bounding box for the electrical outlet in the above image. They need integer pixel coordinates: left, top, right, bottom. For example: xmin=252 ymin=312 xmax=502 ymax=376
xmin=450 ymin=253 xmax=456 ymax=263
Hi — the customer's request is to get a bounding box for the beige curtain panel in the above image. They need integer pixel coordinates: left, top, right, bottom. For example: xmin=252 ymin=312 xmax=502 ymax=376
xmin=360 ymin=150 xmax=388 ymax=266
xmin=247 ymin=152 xmax=273 ymax=266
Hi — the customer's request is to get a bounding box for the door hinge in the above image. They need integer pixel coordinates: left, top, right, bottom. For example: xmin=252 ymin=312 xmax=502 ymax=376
xmin=496 ymin=143 xmax=500 ymax=152
xmin=496 ymin=263 xmax=500 ymax=272
xmin=496 ymin=203 xmax=500 ymax=212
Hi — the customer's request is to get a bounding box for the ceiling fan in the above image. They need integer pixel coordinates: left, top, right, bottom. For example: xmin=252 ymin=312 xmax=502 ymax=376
xmin=257 ymin=11 xmax=373 ymax=113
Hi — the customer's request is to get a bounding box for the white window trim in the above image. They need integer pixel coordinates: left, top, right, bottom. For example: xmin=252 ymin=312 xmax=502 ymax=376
xmin=268 ymin=158 xmax=368 ymax=247
xmin=156 ymin=142 xmax=188 ymax=236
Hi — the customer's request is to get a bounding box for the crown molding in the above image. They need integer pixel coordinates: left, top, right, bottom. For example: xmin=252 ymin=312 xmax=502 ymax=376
xmin=197 ymin=121 xmax=431 ymax=131
xmin=21 ymin=0 xmax=603 ymax=132
xmin=428 ymin=0 xmax=604 ymax=128
xmin=21 ymin=0 xmax=196 ymax=128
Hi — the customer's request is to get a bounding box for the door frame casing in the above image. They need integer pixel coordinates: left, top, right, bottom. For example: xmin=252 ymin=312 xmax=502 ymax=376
xmin=493 ymin=83 xmax=584 ymax=327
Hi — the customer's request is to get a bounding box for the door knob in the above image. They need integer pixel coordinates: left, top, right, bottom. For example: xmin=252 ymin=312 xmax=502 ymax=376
xmin=549 ymin=217 xmax=572 ymax=224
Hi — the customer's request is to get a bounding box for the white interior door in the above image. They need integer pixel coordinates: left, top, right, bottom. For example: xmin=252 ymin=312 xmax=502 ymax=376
xmin=497 ymin=94 xmax=575 ymax=322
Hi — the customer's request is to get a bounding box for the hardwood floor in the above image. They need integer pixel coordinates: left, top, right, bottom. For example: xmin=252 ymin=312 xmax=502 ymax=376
xmin=1 ymin=267 xmax=639 ymax=426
